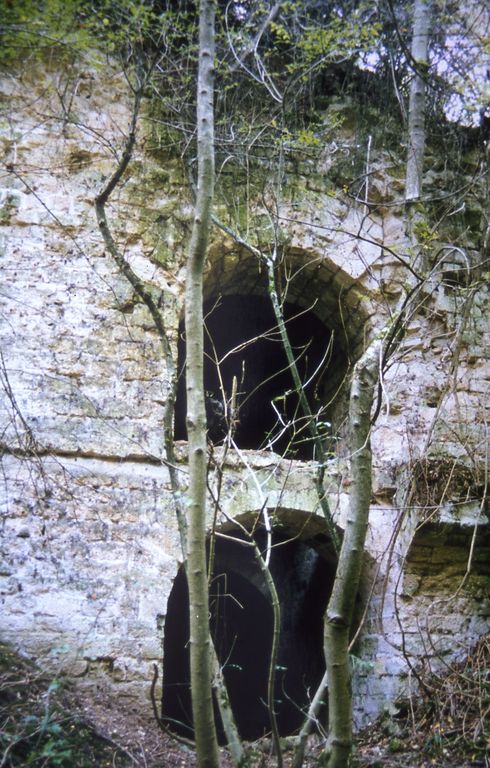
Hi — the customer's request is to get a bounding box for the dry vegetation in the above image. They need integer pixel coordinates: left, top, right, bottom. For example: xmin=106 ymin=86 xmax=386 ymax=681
xmin=1 ymin=637 xmax=488 ymax=767
xmin=355 ymin=634 xmax=490 ymax=768
xmin=0 ymin=643 xmax=193 ymax=767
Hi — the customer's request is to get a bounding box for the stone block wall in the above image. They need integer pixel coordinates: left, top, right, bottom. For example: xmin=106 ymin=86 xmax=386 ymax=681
xmin=1 ymin=61 xmax=489 ymax=730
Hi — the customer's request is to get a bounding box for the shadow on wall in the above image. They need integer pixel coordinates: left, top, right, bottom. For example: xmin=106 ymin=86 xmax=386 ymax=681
xmin=161 ymin=523 xmax=337 ymax=742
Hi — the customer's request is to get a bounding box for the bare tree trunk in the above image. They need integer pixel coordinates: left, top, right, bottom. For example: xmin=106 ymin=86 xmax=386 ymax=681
xmin=321 ymin=339 xmax=382 ymax=768
xmin=292 ymin=669 xmax=328 ymax=768
xmin=405 ymin=0 xmax=431 ymax=201
xmin=185 ymin=2 xmax=220 ymax=766
xmin=265 ymin=254 xmax=340 ymax=553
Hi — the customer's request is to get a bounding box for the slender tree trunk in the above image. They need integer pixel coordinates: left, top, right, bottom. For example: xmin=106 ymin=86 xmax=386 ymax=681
xmin=292 ymin=668 xmax=328 ymax=768
xmin=321 ymin=339 xmax=382 ymax=768
xmin=405 ymin=0 xmax=431 ymax=201
xmin=185 ymin=2 xmax=219 ymax=766
xmin=265 ymin=255 xmax=340 ymax=552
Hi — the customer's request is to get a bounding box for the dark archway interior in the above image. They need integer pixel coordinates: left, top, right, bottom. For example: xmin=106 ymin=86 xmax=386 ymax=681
xmin=174 ymin=294 xmax=336 ymax=459
xmin=162 ymin=528 xmax=335 ymax=742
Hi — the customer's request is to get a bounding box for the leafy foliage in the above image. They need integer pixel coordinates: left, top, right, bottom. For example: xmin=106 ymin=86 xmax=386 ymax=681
xmin=0 ymin=0 xmax=170 ymax=67
xmin=0 ymin=0 xmax=84 ymax=66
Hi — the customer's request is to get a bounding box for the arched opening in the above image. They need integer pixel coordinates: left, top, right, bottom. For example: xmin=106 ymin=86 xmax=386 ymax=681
xmin=174 ymin=294 xmax=344 ymax=459
xmin=174 ymin=244 xmax=372 ymax=459
xmin=401 ymin=521 xmax=490 ymax=655
xmin=161 ymin=520 xmax=337 ymax=742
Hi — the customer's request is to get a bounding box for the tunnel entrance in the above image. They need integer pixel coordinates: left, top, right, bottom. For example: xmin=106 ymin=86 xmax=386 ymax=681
xmin=161 ymin=522 xmax=336 ymax=741
xmin=174 ymin=294 xmax=341 ymax=459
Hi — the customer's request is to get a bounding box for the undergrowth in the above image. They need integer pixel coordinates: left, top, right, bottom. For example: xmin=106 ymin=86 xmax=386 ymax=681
xmin=414 ymin=633 xmax=490 ymax=763
xmin=355 ymin=633 xmax=490 ymax=767
xmin=0 ymin=644 xmax=130 ymax=767
xmin=2 ymin=637 xmax=488 ymax=767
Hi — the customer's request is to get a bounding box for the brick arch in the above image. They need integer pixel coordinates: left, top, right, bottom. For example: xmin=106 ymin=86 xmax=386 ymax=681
xmin=175 ymin=246 xmax=374 ymax=454
xmin=203 ymin=243 xmax=373 ymax=367
xmin=401 ymin=521 xmax=490 ymax=659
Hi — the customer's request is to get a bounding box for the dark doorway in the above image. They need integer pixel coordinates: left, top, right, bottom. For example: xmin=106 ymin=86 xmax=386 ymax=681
xmin=174 ymin=294 xmax=333 ymax=459
xmin=161 ymin=528 xmax=335 ymax=741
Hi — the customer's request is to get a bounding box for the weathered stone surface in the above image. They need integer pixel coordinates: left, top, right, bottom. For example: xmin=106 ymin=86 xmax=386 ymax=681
xmin=0 ymin=61 xmax=489 ymax=732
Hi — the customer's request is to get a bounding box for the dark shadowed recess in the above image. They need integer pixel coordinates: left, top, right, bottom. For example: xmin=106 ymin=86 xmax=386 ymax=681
xmin=161 ymin=526 xmax=336 ymax=742
xmin=174 ymin=294 xmax=340 ymax=459
xmin=405 ymin=522 xmax=490 ymax=588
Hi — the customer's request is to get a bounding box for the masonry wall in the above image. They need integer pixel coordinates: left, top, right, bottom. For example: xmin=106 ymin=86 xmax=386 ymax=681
xmin=1 ymin=61 xmax=489 ymax=730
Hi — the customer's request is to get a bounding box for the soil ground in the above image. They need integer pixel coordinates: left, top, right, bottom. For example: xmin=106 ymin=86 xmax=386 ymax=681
xmin=1 ymin=643 xmax=488 ymax=767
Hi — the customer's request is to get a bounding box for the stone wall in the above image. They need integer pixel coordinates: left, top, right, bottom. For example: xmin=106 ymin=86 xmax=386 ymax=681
xmin=1 ymin=60 xmax=489 ymax=730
